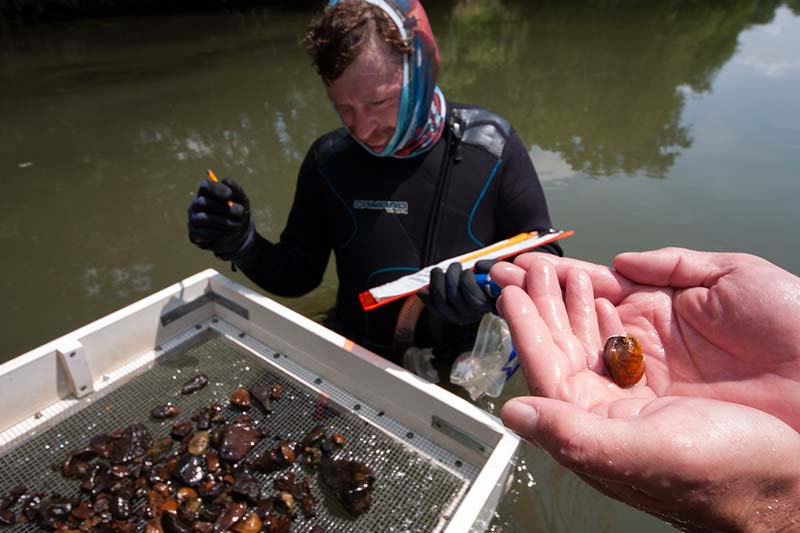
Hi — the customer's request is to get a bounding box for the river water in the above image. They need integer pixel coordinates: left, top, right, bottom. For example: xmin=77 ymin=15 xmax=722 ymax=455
xmin=1 ymin=1 xmax=799 ymax=531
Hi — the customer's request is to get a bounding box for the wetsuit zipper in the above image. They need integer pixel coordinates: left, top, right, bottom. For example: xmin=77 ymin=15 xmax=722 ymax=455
xmin=421 ymin=112 xmax=461 ymax=267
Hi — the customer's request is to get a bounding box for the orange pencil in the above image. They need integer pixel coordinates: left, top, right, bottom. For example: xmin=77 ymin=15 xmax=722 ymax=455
xmin=207 ymin=169 xmax=234 ymax=207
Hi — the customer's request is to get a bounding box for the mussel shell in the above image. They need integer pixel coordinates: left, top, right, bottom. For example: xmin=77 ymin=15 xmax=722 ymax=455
xmin=320 ymin=457 xmax=376 ymax=516
xmin=180 ymin=374 xmax=209 ymax=395
xmin=218 ymin=422 xmax=262 ymax=463
xmin=249 ymin=385 xmax=273 ymax=414
xmin=603 ymin=334 xmax=645 ymax=388
xmin=230 ymin=388 xmax=252 ymax=410
xmin=151 ymin=403 xmax=180 ymax=420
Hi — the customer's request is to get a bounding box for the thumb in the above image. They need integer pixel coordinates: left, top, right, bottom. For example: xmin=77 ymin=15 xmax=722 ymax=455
xmin=613 ymin=247 xmax=732 ymax=289
xmin=417 ymin=288 xmax=431 ymax=306
xmin=501 ymin=397 xmax=643 ymax=479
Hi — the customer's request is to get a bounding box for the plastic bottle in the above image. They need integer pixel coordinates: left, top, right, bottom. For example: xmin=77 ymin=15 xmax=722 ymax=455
xmin=449 ymin=312 xmax=519 ymax=400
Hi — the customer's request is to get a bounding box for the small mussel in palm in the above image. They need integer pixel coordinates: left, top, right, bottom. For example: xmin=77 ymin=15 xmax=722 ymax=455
xmin=603 ymin=334 xmax=645 ymax=388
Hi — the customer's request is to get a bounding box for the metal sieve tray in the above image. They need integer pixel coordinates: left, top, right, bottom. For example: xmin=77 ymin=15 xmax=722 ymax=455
xmin=0 ymin=269 xmax=519 ymax=532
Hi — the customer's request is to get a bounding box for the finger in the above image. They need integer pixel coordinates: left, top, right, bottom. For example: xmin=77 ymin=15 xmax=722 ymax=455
xmin=429 ymin=267 xmax=458 ymax=320
xmin=500 ymin=396 xmax=651 ymax=480
xmin=417 ymin=288 xmax=431 ymax=306
xmin=188 ymin=211 xmax=238 ymax=230
xmin=526 ymin=261 xmax=587 ymax=374
xmin=474 ymin=258 xmax=498 ymax=275
xmin=613 ymin=247 xmax=732 ymax=289
xmin=515 ymin=252 xmax=633 ymax=304
xmin=525 ymin=256 xmax=571 ymax=334
xmin=488 ymin=261 xmax=526 ymax=289
xmin=459 ymin=269 xmax=489 ymax=311
xmin=222 ymin=178 xmax=249 ymax=206
xmin=522 ymin=257 xmax=593 ymax=372
xmin=429 ymin=268 xmax=447 ymax=306
xmin=445 ymin=262 xmax=466 ymax=308
xmin=496 ymin=286 xmax=570 ymax=397
xmin=189 ymin=235 xmax=212 ymax=248
xmin=189 ymin=194 xmax=238 ymax=217
xmin=189 ymin=227 xmax=235 ymax=240
xmin=595 ymin=298 xmax=625 ymax=341
xmin=189 ymin=196 xmax=245 ymax=224
xmin=199 ymin=178 xmax=234 ymax=201
xmin=564 ymin=269 xmax=603 ymax=371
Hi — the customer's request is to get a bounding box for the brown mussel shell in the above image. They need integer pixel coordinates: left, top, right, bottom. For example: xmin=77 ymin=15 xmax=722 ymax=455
xmin=230 ymin=387 xmax=252 ymax=410
xmin=603 ymin=334 xmax=645 ymax=388
xmin=180 ymin=373 xmax=209 ymax=395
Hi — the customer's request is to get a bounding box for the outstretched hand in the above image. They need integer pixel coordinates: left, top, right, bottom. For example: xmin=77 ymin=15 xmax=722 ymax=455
xmin=491 ymin=248 xmax=800 ymax=431
xmin=490 ymin=248 xmax=800 ymax=531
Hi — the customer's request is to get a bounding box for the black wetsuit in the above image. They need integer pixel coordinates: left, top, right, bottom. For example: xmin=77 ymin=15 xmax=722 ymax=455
xmin=235 ymin=103 xmax=561 ymax=361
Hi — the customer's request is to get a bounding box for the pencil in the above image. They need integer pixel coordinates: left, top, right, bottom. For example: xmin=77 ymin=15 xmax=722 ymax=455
xmin=206 ymin=169 xmax=234 ymax=207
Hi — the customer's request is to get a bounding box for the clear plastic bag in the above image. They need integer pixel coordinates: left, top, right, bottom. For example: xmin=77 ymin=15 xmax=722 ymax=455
xmin=450 ymin=313 xmax=518 ymax=400
xmin=402 ymin=346 xmax=440 ymax=383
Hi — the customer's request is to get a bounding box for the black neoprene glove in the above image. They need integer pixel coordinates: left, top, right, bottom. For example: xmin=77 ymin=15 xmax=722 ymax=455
xmin=419 ymin=259 xmax=498 ymax=326
xmin=187 ymin=177 xmax=254 ymax=260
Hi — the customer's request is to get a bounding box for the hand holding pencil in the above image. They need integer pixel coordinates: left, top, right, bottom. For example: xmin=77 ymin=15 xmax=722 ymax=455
xmin=207 ymin=169 xmax=234 ymax=207
xmin=187 ymin=170 xmax=255 ymax=260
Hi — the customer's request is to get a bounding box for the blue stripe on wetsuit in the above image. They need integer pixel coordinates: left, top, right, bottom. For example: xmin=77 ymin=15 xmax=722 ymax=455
xmin=467 ymin=158 xmax=502 ymax=248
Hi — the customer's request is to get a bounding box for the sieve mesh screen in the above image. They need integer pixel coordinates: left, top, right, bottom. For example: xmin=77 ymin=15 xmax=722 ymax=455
xmin=0 ymin=330 xmax=474 ymax=532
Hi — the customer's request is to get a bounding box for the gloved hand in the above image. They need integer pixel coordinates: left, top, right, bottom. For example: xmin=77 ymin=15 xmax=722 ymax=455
xmin=419 ymin=259 xmax=498 ymax=326
xmin=187 ymin=177 xmax=254 ymax=260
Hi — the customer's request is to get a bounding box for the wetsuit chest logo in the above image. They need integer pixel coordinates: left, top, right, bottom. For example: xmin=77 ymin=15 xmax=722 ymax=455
xmin=353 ymin=200 xmax=409 ymax=215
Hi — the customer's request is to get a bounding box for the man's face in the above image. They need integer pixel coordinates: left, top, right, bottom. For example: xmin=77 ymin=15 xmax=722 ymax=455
xmin=326 ymin=42 xmax=403 ymax=154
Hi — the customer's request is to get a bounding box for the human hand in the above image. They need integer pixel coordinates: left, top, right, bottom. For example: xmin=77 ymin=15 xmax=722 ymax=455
xmin=490 ymin=248 xmax=800 ymax=530
xmin=187 ymin=177 xmax=254 ymax=260
xmin=419 ymin=259 xmax=496 ymax=326
xmin=491 ymin=248 xmax=800 ymax=431
xmin=502 ymin=390 xmax=800 ymax=531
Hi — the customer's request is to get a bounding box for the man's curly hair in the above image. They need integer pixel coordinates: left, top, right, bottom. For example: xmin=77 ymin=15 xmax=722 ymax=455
xmin=303 ymin=0 xmax=412 ymax=84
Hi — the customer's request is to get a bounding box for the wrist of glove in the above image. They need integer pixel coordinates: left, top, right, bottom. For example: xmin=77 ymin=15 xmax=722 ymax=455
xmin=419 ymin=259 xmax=498 ymax=326
xmin=214 ymin=219 xmax=255 ymax=261
xmin=187 ymin=177 xmax=255 ymax=260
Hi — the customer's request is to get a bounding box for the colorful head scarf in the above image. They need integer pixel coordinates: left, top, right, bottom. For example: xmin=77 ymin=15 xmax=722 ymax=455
xmin=327 ymin=0 xmax=446 ymax=158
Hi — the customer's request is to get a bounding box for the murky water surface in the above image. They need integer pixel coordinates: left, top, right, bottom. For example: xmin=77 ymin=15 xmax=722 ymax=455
xmin=1 ymin=1 xmax=799 ymax=531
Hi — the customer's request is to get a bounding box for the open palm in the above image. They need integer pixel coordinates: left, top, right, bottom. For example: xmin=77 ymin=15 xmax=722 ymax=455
xmin=492 ymin=248 xmax=800 ymax=431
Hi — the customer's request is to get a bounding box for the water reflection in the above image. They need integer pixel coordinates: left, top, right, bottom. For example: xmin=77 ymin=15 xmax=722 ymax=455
xmin=528 ymin=146 xmax=578 ymax=184
xmin=438 ymin=0 xmax=783 ymax=178
xmin=1 ymin=2 xmax=799 ymax=532
xmin=735 ymin=6 xmax=800 ymax=78
xmin=82 ymin=262 xmax=153 ymax=298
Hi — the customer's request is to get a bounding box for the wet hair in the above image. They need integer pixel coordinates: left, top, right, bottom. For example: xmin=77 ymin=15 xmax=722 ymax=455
xmin=303 ymin=0 xmax=412 ymax=84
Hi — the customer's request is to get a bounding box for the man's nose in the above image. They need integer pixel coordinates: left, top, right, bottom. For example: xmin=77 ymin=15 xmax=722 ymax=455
xmin=351 ymin=110 xmax=377 ymax=141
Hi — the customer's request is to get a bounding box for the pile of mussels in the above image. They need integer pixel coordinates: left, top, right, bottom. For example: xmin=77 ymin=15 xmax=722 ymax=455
xmin=0 ymin=373 xmax=376 ymax=532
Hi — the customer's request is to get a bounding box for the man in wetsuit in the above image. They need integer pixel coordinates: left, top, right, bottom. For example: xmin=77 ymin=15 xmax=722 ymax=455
xmin=187 ymin=0 xmax=561 ymax=370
